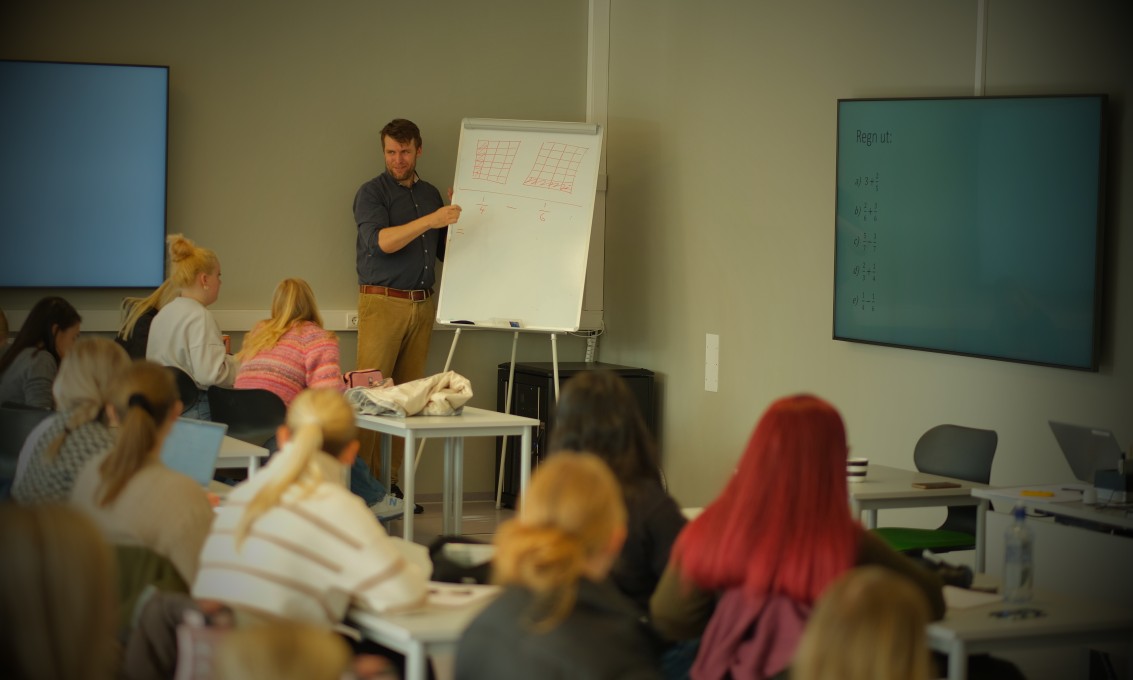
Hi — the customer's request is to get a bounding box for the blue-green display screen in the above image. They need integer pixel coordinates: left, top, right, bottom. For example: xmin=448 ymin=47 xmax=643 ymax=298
xmin=834 ymin=96 xmax=1105 ymax=370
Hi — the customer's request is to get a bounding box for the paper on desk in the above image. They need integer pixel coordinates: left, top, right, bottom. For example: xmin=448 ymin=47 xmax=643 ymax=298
xmin=943 ymin=585 xmax=1002 ymax=609
xmin=427 ymin=582 xmax=500 ymax=608
xmin=980 ymin=483 xmax=1087 ymax=504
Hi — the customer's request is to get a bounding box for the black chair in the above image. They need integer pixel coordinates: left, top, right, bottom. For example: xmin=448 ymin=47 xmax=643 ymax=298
xmin=0 ymin=403 xmax=54 ymax=497
xmin=165 ymin=366 xmax=200 ymax=415
xmin=206 ymin=386 xmax=286 ymax=449
xmin=874 ymin=424 xmax=998 ymax=555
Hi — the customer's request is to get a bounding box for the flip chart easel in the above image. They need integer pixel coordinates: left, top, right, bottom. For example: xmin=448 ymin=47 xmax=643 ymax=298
xmin=423 ymin=119 xmax=603 ymax=506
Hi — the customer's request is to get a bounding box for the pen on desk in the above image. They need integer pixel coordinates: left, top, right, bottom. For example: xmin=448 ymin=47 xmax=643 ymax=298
xmin=1020 ymin=490 xmax=1055 ymax=497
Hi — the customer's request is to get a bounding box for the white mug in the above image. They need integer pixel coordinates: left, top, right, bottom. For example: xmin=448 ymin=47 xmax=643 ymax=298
xmin=847 ymin=457 xmax=869 ymax=483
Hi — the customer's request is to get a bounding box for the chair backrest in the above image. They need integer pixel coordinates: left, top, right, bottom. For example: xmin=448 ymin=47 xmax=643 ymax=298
xmin=913 ymin=424 xmax=998 ymax=484
xmin=165 ymin=367 xmax=200 ymax=414
xmin=0 ymin=404 xmax=54 ymax=483
xmin=206 ymin=386 xmax=286 ymax=448
xmin=914 ymin=424 xmax=997 ymax=537
xmin=114 ymin=544 xmax=189 ymax=641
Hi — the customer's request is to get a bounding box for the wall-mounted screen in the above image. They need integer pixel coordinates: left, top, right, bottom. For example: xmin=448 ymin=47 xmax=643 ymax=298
xmin=834 ymin=95 xmax=1106 ymax=371
xmin=0 ymin=59 xmax=168 ymax=287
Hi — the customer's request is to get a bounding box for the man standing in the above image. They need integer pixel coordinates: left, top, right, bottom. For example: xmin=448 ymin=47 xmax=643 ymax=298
xmin=353 ymin=118 xmax=461 ymax=502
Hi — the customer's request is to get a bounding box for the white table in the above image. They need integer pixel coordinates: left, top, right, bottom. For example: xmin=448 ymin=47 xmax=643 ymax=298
xmin=928 ymin=590 xmax=1133 ymax=680
xmin=349 ymin=584 xmax=499 ymax=680
xmin=973 ymin=486 xmax=1133 ymax=533
xmin=355 ymin=407 xmax=539 ymax=542
xmin=215 ymin=435 xmax=268 ymax=475
xmin=850 ymin=464 xmax=990 ymax=572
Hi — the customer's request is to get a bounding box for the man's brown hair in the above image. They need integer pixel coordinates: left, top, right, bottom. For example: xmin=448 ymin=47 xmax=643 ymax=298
xmin=380 ymin=118 xmax=422 ymax=148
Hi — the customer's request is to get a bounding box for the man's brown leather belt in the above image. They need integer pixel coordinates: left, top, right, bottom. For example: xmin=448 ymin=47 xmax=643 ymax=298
xmin=359 ymin=285 xmax=434 ymax=301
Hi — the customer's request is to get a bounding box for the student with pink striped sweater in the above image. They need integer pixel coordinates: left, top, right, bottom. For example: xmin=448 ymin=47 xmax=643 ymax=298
xmin=234 ymin=278 xmax=405 ymax=521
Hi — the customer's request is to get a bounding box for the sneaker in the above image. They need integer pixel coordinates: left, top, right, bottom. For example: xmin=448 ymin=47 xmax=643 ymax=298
xmin=369 ymin=495 xmax=406 ymax=522
xmin=390 ymin=483 xmax=425 ymax=514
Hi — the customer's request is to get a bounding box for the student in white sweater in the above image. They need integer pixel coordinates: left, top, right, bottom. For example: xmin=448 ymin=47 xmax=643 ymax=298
xmin=146 ymin=234 xmax=238 ymax=420
xmin=193 ymin=387 xmax=429 ymax=626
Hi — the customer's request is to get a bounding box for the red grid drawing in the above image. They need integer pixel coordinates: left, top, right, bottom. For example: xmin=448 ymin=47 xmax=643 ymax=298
xmin=472 ymin=139 xmax=520 ymax=184
xmin=523 ymin=142 xmax=588 ymax=194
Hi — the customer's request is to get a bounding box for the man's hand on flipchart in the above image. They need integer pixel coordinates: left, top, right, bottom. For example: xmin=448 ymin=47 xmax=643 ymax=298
xmin=432 ymin=204 xmax=462 ymax=227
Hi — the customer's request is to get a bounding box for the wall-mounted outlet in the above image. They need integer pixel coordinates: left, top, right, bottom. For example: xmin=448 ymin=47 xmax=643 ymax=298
xmin=346 ymin=312 xmax=359 ymax=329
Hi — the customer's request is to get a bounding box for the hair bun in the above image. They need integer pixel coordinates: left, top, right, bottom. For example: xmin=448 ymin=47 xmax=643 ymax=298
xmin=166 ymin=234 xmax=194 ymax=263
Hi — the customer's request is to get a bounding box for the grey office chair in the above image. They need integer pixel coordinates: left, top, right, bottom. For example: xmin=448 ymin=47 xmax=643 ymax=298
xmin=873 ymin=424 xmax=998 ymax=554
xmin=165 ymin=366 xmax=200 ymax=415
xmin=206 ymin=386 xmax=286 ymax=450
xmin=0 ymin=403 xmax=54 ymax=498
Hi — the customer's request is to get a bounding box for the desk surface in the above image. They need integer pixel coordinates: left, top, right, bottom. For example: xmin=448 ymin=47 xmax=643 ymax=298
xmin=929 ymin=589 xmax=1133 ymax=646
xmin=972 ymin=487 xmax=1133 ymax=532
xmin=851 ymin=464 xmax=989 ymax=502
xmin=355 ymin=406 xmax=539 ymax=435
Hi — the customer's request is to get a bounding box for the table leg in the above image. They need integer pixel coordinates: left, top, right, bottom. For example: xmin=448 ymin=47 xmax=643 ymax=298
xmin=975 ymin=499 xmax=987 ymax=573
xmin=454 ymin=438 xmax=465 ymax=536
xmin=248 ymin=456 xmax=260 ymax=476
xmin=403 ymin=432 xmax=415 ymax=543
xmin=948 ymin=640 xmax=968 ymax=680
xmin=405 ymin=641 xmax=427 ymax=680
xmin=864 ymin=509 xmax=878 ymax=529
xmin=379 ymin=433 xmax=392 ymax=491
xmin=520 ymin=426 xmax=533 ymax=499
xmin=442 ymin=439 xmax=454 ymax=536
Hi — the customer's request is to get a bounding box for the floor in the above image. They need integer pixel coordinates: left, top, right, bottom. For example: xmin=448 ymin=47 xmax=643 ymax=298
xmin=385 ymin=498 xmax=514 ymax=547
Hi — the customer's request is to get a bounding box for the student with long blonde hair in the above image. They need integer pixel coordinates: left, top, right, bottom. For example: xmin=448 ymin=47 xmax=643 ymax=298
xmin=193 ymin=388 xmax=427 ymax=626
xmin=456 ymin=453 xmax=662 ymax=680
xmin=116 ymin=236 xmax=190 ymax=359
xmin=13 ymin=337 xmax=130 ymax=503
xmin=792 ymin=566 xmax=933 ymax=680
xmin=234 ymin=278 xmax=405 ymax=520
xmin=146 ymin=234 xmax=238 ymax=419
xmin=214 ymin=622 xmax=352 ymax=680
xmin=70 ymin=360 xmax=214 ymax=582
xmin=0 ymin=503 xmax=118 ymax=680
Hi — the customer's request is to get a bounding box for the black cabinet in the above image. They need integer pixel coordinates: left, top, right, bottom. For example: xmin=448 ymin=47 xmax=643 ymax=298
xmin=495 ymin=361 xmax=655 ymax=508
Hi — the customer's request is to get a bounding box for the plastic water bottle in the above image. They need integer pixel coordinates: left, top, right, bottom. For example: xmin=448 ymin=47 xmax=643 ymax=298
xmin=1003 ymin=504 xmax=1034 ymax=604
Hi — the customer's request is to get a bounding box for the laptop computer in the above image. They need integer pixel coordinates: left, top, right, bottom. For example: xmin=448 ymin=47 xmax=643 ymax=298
xmin=1048 ymin=420 xmax=1123 ymax=484
xmin=161 ymin=417 xmax=228 ymax=488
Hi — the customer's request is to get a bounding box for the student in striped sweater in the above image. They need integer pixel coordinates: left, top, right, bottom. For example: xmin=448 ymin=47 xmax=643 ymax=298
xmin=235 ymin=278 xmax=404 ymax=521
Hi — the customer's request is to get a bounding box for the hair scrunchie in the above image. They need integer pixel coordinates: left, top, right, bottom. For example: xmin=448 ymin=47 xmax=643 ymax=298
xmin=127 ymin=393 xmax=160 ymax=421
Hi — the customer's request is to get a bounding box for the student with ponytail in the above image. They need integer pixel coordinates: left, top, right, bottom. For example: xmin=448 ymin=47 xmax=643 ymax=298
xmin=70 ymin=360 xmax=214 ymax=583
xmin=193 ymin=388 xmax=428 ymax=626
xmin=455 ymin=453 xmax=662 ymax=680
xmin=146 ymin=234 xmax=238 ymax=419
xmin=12 ymin=337 xmax=130 ymax=503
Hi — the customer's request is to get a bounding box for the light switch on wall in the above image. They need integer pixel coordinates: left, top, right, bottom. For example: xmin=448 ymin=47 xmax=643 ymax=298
xmin=705 ymin=333 xmax=719 ymax=392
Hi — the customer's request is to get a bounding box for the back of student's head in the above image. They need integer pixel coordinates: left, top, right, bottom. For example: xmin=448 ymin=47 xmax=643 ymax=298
xmin=0 ymin=296 xmax=82 ymax=375
xmin=99 ymin=360 xmax=179 ymax=506
xmin=214 ymin=622 xmax=350 ymax=680
xmin=673 ymin=394 xmax=858 ymax=604
xmin=493 ymin=452 xmax=627 ymax=631
xmin=45 ymin=337 xmax=130 ymax=459
xmin=236 ymin=388 xmax=358 ymax=546
xmin=0 ymin=503 xmax=117 ymax=680
xmin=793 ymin=566 xmax=933 ymax=680
xmin=238 ymin=278 xmax=326 ymax=362
xmin=548 ymin=370 xmax=660 ymax=489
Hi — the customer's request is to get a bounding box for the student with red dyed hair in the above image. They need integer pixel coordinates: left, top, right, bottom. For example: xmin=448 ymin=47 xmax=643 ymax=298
xmin=650 ymin=394 xmax=944 ymax=680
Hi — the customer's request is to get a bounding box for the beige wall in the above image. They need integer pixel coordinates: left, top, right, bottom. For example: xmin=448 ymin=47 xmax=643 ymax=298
xmin=3 ymin=1 xmax=1132 ymax=507
xmin=602 ymin=0 xmax=1133 ymax=511
xmin=0 ymin=0 xmax=592 ymax=495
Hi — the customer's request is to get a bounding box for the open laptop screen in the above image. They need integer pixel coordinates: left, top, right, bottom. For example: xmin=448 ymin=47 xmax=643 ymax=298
xmin=1048 ymin=421 xmax=1122 ymax=483
xmin=161 ymin=417 xmax=228 ymax=487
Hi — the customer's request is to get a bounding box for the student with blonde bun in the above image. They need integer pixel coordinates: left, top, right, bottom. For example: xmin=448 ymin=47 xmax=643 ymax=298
xmin=12 ymin=337 xmax=130 ymax=504
xmin=116 ymin=244 xmax=187 ymax=359
xmin=0 ymin=503 xmax=118 ymax=680
xmin=193 ymin=388 xmax=428 ymax=626
xmin=70 ymin=360 xmax=214 ymax=583
xmin=455 ymin=453 xmax=662 ymax=680
xmin=0 ymin=296 xmax=82 ymax=409
xmin=792 ymin=566 xmax=932 ymax=680
xmin=146 ymin=234 xmax=238 ymax=419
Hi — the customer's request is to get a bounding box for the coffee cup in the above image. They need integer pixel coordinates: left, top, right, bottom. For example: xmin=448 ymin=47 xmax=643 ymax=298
xmin=847 ymin=457 xmax=869 ymax=483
